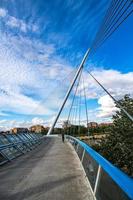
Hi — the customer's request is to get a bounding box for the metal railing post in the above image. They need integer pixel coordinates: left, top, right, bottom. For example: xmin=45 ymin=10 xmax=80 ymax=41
xmin=76 ymin=143 xmax=79 ymax=152
xmin=94 ymin=165 xmax=102 ymax=196
xmin=81 ymin=149 xmax=85 ymax=163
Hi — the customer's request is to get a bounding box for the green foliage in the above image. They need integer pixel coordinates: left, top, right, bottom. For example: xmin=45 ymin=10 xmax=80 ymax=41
xmin=63 ymin=121 xmax=112 ymax=136
xmin=89 ymin=125 xmax=112 ymax=135
xmin=63 ymin=124 xmax=88 ymax=136
xmin=40 ymin=127 xmax=49 ymax=135
xmin=93 ymin=95 xmax=133 ymax=177
xmin=53 ymin=128 xmax=62 ymax=134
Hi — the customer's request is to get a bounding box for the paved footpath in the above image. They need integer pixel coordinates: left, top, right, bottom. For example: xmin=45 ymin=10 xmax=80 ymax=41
xmin=0 ymin=136 xmax=94 ymax=200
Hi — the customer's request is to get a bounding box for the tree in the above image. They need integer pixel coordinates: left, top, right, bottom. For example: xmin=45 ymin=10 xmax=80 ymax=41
xmin=63 ymin=120 xmax=71 ymax=129
xmin=93 ymin=95 xmax=133 ymax=177
xmin=63 ymin=121 xmax=88 ymax=136
xmin=53 ymin=128 xmax=62 ymax=134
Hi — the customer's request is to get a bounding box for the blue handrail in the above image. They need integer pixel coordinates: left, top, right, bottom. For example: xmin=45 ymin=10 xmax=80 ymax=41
xmin=67 ymin=135 xmax=133 ymax=200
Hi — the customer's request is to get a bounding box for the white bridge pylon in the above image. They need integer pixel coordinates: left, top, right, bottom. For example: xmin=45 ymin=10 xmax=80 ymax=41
xmin=47 ymin=48 xmax=90 ymax=135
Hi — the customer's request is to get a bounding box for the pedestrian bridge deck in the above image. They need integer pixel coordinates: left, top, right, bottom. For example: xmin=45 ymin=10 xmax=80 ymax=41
xmin=0 ymin=136 xmax=94 ymax=200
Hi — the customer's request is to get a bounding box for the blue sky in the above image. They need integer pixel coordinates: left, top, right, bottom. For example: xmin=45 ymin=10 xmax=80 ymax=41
xmin=0 ymin=0 xmax=133 ymax=130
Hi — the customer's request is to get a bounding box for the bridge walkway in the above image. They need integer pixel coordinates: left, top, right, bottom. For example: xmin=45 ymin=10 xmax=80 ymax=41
xmin=0 ymin=136 xmax=94 ymax=200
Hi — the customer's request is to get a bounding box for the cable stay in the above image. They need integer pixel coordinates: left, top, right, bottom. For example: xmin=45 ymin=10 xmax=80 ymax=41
xmin=90 ymin=0 xmax=133 ymax=54
xmin=73 ymin=90 xmax=79 ymax=136
xmin=66 ymin=69 xmax=82 ymax=136
xmin=92 ymin=4 xmax=133 ymax=52
xmin=66 ymin=69 xmax=83 ymax=125
xmin=81 ymin=73 xmax=90 ymax=136
xmin=91 ymin=0 xmax=120 ymax=50
xmin=65 ymin=70 xmax=90 ymax=137
xmin=87 ymin=70 xmax=133 ymax=122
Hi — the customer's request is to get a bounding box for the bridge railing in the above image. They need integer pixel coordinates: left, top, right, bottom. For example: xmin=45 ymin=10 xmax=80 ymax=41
xmin=0 ymin=133 xmax=43 ymax=165
xmin=66 ymin=135 xmax=133 ymax=200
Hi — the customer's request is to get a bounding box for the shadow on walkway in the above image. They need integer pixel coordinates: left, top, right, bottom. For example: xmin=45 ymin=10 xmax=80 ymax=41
xmin=1 ymin=175 xmax=79 ymax=200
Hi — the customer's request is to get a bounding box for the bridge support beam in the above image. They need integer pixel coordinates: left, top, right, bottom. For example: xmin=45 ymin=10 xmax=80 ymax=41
xmin=94 ymin=165 xmax=102 ymax=195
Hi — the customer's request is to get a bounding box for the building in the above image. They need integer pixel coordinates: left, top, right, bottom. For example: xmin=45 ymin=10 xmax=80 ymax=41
xmin=87 ymin=122 xmax=98 ymax=128
xmin=11 ymin=128 xmax=29 ymax=134
xmin=29 ymin=125 xmax=46 ymax=133
xmin=98 ymin=122 xmax=113 ymax=127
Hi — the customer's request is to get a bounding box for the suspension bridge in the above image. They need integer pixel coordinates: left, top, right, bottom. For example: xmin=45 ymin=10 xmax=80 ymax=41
xmin=0 ymin=0 xmax=133 ymax=199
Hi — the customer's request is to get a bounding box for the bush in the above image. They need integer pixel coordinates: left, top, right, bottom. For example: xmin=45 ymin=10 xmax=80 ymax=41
xmin=92 ymin=95 xmax=133 ymax=177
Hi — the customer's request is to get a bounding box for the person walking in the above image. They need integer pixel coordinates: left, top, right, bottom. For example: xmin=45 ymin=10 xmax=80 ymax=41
xmin=62 ymin=132 xmax=65 ymax=143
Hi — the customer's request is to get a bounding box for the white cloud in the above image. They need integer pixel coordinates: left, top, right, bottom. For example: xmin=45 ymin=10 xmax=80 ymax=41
xmin=0 ymin=8 xmax=7 ymax=17
xmin=0 ymin=117 xmax=59 ymax=131
xmin=0 ymin=91 xmax=53 ymax=115
xmin=0 ymin=115 xmax=74 ymax=131
xmin=0 ymin=118 xmax=40 ymax=131
xmin=0 ymin=120 xmax=17 ymax=131
xmin=32 ymin=24 xmax=38 ymax=32
xmin=82 ymin=69 xmax=133 ymax=99
xmin=31 ymin=116 xmax=69 ymax=128
xmin=6 ymin=16 xmax=30 ymax=32
xmin=20 ymin=21 xmax=27 ymax=32
xmin=0 ymin=32 xmax=132 ymax=122
xmin=77 ymin=69 xmax=133 ymax=120
xmin=97 ymin=95 xmax=119 ymax=118
xmin=31 ymin=117 xmax=45 ymax=125
xmin=6 ymin=16 xmax=35 ymax=33
xmin=6 ymin=16 xmax=20 ymax=28
xmin=0 ymin=32 xmax=74 ymax=118
xmin=0 ymin=33 xmax=132 ymax=122
xmin=0 ymin=7 xmax=39 ymax=33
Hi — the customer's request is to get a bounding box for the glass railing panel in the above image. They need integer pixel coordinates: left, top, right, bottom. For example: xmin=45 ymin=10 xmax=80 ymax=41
xmin=1 ymin=148 xmax=15 ymax=160
xmin=5 ymin=135 xmax=22 ymax=156
xmin=0 ymin=135 xmax=9 ymax=144
xmin=82 ymin=150 xmax=99 ymax=190
xmin=27 ymin=134 xmax=36 ymax=142
xmin=20 ymin=134 xmax=31 ymax=145
xmin=17 ymin=134 xmax=32 ymax=150
xmin=0 ymin=152 xmax=8 ymax=164
xmin=96 ymin=167 xmax=130 ymax=200
xmin=77 ymin=145 xmax=84 ymax=160
xmin=0 ymin=135 xmax=17 ymax=159
xmin=12 ymin=134 xmax=28 ymax=152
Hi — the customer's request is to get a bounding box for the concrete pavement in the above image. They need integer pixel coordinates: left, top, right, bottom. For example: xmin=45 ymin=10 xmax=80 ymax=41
xmin=0 ymin=136 xmax=94 ymax=200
